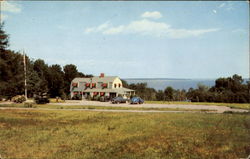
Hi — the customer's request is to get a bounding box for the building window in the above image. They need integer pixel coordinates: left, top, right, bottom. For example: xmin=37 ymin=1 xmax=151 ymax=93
xmin=102 ymin=83 xmax=108 ymax=88
xmin=85 ymin=83 xmax=90 ymax=87
xmin=72 ymin=83 xmax=78 ymax=87
xmin=119 ymin=83 xmax=121 ymax=88
xmin=114 ymin=84 xmax=117 ymax=88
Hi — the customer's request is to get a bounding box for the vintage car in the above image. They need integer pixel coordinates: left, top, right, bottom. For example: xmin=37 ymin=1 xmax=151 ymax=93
xmin=130 ymin=97 xmax=144 ymax=104
xmin=111 ymin=97 xmax=128 ymax=104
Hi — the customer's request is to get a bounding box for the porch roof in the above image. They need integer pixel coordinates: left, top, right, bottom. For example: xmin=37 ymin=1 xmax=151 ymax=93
xmin=73 ymin=88 xmax=135 ymax=94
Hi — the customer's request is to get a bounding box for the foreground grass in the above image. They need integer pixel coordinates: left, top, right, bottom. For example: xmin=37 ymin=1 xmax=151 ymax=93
xmin=145 ymin=101 xmax=250 ymax=110
xmin=0 ymin=109 xmax=249 ymax=159
xmin=0 ymin=104 xmax=216 ymax=112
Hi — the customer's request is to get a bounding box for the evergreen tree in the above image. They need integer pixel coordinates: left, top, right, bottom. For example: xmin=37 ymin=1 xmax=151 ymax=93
xmin=48 ymin=64 xmax=64 ymax=97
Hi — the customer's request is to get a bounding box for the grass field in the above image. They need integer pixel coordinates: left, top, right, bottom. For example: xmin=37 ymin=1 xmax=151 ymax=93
xmin=145 ymin=101 xmax=250 ymax=110
xmin=0 ymin=103 xmax=216 ymax=112
xmin=0 ymin=109 xmax=249 ymax=159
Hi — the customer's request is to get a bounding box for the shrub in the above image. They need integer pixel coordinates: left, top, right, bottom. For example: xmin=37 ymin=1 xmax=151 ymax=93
xmin=61 ymin=92 xmax=66 ymax=100
xmin=11 ymin=95 xmax=26 ymax=103
xmin=100 ymin=96 xmax=105 ymax=102
xmin=72 ymin=94 xmax=82 ymax=100
xmin=92 ymin=96 xmax=100 ymax=101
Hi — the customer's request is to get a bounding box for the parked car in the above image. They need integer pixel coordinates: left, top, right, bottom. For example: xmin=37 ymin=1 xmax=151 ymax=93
xmin=100 ymin=96 xmax=110 ymax=102
xmin=111 ymin=97 xmax=128 ymax=104
xmin=34 ymin=93 xmax=49 ymax=104
xmin=130 ymin=97 xmax=144 ymax=104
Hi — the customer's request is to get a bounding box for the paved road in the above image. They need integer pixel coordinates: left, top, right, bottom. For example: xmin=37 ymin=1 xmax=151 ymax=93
xmin=48 ymin=100 xmax=248 ymax=113
xmin=0 ymin=107 xmax=207 ymax=113
xmin=0 ymin=100 xmax=248 ymax=113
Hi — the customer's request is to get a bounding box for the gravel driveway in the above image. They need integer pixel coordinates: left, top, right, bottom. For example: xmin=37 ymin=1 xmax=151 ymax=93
xmin=49 ymin=100 xmax=249 ymax=113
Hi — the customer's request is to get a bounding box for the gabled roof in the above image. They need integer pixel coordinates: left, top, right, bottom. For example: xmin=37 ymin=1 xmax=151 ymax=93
xmin=72 ymin=78 xmax=90 ymax=83
xmin=81 ymin=88 xmax=135 ymax=93
xmin=92 ymin=76 xmax=118 ymax=83
xmin=72 ymin=76 xmax=119 ymax=83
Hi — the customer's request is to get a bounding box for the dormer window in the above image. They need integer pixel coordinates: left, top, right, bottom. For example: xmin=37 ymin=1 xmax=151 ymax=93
xmin=114 ymin=84 xmax=117 ymax=88
xmin=72 ymin=83 xmax=78 ymax=87
xmin=91 ymin=83 xmax=96 ymax=88
xmin=119 ymin=83 xmax=121 ymax=88
xmin=85 ymin=83 xmax=90 ymax=87
xmin=102 ymin=83 xmax=108 ymax=88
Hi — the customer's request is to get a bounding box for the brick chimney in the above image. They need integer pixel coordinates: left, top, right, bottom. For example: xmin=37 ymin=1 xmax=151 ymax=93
xmin=99 ymin=73 xmax=105 ymax=78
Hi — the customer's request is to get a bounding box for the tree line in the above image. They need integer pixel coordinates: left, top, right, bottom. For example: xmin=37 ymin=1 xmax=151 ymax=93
xmin=121 ymin=74 xmax=250 ymax=103
xmin=0 ymin=23 xmax=92 ymax=100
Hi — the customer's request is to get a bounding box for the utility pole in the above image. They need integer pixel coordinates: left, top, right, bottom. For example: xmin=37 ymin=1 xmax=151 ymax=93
xmin=23 ymin=50 xmax=27 ymax=100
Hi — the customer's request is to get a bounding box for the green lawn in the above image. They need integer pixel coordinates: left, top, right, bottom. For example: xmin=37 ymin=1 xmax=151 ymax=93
xmin=145 ymin=101 xmax=250 ymax=110
xmin=0 ymin=109 xmax=249 ymax=159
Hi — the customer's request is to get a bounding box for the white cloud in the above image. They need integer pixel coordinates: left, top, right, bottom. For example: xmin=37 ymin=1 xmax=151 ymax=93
xmin=84 ymin=21 xmax=110 ymax=33
xmin=167 ymin=28 xmax=219 ymax=39
xmin=103 ymin=25 xmax=125 ymax=35
xmin=0 ymin=1 xmax=21 ymax=13
xmin=95 ymin=19 xmax=170 ymax=37
xmin=218 ymin=3 xmax=225 ymax=8
xmin=213 ymin=10 xmax=217 ymax=14
xmin=84 ymin=18 xmax=219 ymax=39
xmin=217 ymin=2 xmax=235 ymax=11
xmin=84 ymin=28 xmax=96 ymax=34
xmin=141 ymin=11 xmax=162 ymax=19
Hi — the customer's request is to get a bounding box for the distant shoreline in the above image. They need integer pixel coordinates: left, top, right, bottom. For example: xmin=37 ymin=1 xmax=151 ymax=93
xmin=123 ymin=78 xmax=213 ymax=81
xmin=123 ymin=78 xmax=249 ymax=81
xmin=123 ymin=78 xmax=248 ymax=91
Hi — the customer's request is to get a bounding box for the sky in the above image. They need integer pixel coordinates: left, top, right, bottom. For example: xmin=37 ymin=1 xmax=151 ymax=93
xmin=0 ymin=1 xmax=249 ymax=79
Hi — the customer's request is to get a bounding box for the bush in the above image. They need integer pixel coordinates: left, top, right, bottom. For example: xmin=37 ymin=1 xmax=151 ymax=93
xmin=61 ymin=92 xmax=66 ymax=100
xmin=92 ymin=96 xmax=100 ymax=101
xmin=100 ymin=96 xmax=110 ymax=102
xmin=100 ymin=96 xmax=104 ymax=102
xmin=72 ymin=94 xmax=82 ymax=100
xmin=11 ymin=95 xmax=26 ymax=103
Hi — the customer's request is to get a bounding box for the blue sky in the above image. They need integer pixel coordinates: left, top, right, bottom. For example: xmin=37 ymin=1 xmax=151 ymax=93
xmin=1 ymin=1 xmax=249 ymax=78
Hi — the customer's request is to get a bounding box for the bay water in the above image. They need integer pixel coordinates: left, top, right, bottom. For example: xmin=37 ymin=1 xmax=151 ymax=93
xmin=124 ymin=78 xmax=216 ymax=91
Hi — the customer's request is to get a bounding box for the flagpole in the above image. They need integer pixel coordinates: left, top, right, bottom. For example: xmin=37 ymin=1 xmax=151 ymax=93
xmin=23 ymin=50 xmax=27 ymax=100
